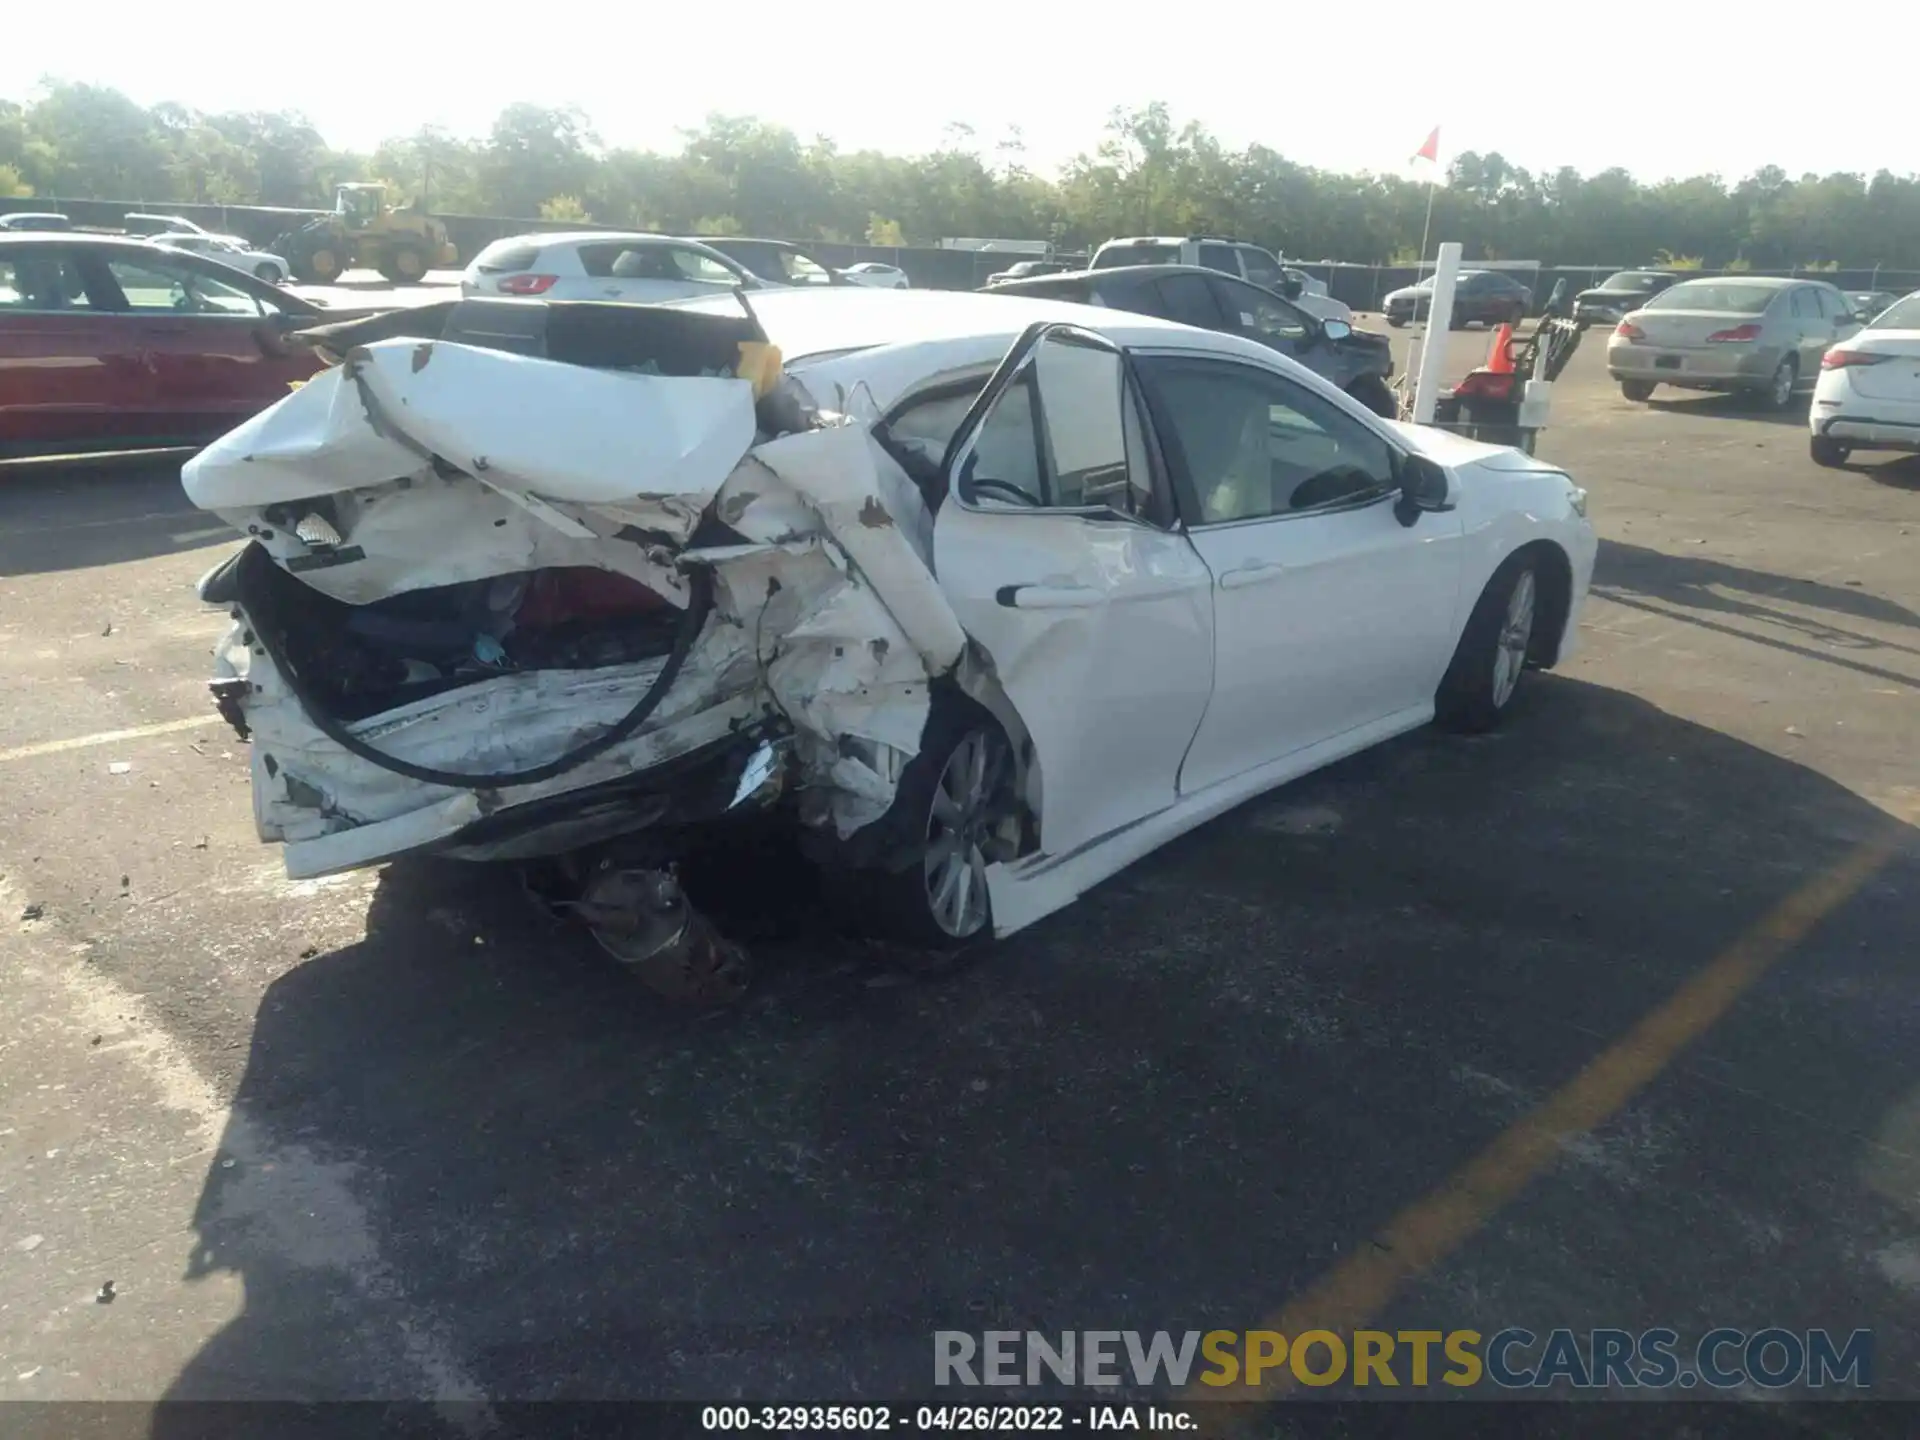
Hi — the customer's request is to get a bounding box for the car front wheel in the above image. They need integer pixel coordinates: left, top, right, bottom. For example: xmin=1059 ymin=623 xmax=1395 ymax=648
xmin=1435 ymin=554 xmax=1542 ymax=733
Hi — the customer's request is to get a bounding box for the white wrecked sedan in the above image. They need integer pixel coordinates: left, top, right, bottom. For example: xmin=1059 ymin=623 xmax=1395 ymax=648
xmin=184 ymin=287 xmax=1596 ymax=999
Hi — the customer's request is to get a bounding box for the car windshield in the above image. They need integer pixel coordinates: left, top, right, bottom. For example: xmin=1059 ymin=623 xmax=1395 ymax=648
xmin=1870 ymin=295 xmax=1920 ymax=329
xmin=1412 ymin=271 xmax=1484 ymax=290
xmin=1095 ymin=244 xmax=1180 ymax=268
xmin=1645 ymin=282 xmax=1776 ymax=314
xmin=1603 ymin=272 xmax=1664 ymax=290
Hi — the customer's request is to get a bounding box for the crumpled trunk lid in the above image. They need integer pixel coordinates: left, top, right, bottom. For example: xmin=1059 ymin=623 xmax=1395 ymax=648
xmin=183 ymin=301 xmax=969 ymax=876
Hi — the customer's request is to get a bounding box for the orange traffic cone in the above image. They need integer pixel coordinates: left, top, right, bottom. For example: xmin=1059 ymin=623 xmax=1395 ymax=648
xmin=1482 ymin=324 xmax=1512 ymax=374
xmin=1486 ymin=323 xmax=1516 ymax=374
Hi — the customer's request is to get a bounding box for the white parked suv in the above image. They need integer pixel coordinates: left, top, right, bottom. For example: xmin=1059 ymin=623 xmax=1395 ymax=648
xmin=1091 ymin=235 xmax=1351 ymax=325
xmin=460 ymin=232 xmax=763 ymax=302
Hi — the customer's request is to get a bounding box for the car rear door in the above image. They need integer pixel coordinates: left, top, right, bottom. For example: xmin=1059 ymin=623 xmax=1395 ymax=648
xmin=0 ymin=243 xmax=155 ymax=454
xmin=94 ymin=251 xmax=315 ymax=440
xmin=927 ymin=323 xmax=1216 ymax=857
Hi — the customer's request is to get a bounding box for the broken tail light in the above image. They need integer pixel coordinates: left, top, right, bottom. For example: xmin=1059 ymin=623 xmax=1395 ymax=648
xmin=1821 ymin=348 xmax=1890 ymax=369
xmin=1615 ymin=321 xmax=1645 ymax=341
xmin=497 ymin=274 xmax=560 ymax=296
xmin=1705 ymin=323 xmax=1762 ymax=343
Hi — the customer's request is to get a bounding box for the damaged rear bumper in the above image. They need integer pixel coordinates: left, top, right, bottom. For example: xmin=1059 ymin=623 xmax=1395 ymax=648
xmin=183 ymin=299 xmax=973 ymax=877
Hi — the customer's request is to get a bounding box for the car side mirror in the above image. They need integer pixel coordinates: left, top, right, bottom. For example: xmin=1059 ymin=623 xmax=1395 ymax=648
xmin=1319 ymin=318 xmax=1352 ymax=343
xmin=1395 ymin=454 xmax=1455 ymax=527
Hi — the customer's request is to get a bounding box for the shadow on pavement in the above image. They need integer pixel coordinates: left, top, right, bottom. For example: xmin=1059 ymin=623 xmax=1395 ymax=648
xmin=1643 ymin=390 xmax=1809 ymax=427
xmin=0 ymin=460 xmax=229 ymax=577
xmin=1859 ymin=454 xmax=1920 ymax=491
xmin=1592 ymin=539 xmax=1920 ymax=688
xmin=155 ymin=678 xmax=1920 ymax=1414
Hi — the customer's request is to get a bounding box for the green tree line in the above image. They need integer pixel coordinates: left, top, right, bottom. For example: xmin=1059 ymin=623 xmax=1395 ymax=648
xmin=6 ymin=84 xmax=1920 ymax=269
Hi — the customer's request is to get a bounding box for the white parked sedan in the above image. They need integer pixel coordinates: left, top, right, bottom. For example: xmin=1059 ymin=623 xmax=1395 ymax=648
xmin=1810 ymin=290 xmax=1920 ymax=468
xmin=843 ymin=262 xmax=910 ymax=289
xmin=181 ymin=287 xmax=1594 ymax=998
xmin=153 ymin=232 xmax=291 ymax=283
xmin=459 ymin=232 xmax=762 ymax=302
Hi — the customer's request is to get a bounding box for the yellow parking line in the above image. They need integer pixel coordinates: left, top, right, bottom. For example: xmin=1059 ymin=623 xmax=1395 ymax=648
xmin=1192 ymin=828 xmax=1902 ymax=1409
xmin=0 ymin=714 xmax=223 ymax=765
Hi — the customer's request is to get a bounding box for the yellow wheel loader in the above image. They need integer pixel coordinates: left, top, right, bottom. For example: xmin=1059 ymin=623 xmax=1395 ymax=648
xmin=274 ymin=184 xmax=459 ymax=286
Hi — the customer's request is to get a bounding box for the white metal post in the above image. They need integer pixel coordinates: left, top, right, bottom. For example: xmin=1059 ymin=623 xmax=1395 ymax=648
xmin=1411 ymin=242 xmax=1463 ymax=424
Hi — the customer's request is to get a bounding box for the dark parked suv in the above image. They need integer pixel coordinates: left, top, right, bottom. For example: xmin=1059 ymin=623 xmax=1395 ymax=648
xmin=1383 ymin=269 xmax=1532 ymax=328
xmin=985 ymin=263 xmax=1398 ymax=417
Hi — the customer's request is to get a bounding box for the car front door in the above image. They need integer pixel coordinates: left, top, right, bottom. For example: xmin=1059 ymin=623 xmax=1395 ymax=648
xmin=92 ymin=252 xmax=315 ymax=440
xmin=1817 ymin=285 xmax=1861 ymax=349
xmin=927 ymin=324 xmax=1217 ymax=857
xmin=1204 ymin=275 xmax=1326 ymax=375
xmin=1787 ymin=287 xmax=1829 ymax=376
xmin=0 ymin=244 xmax=154 ymax=454
xmin=1134 ymin=353 xmax=1467 ymax=793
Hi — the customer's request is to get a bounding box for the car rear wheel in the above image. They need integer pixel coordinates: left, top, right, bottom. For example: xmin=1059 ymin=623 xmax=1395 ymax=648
xmin=1810 ymin=436 xmax=1852 ymax=468
xmin=1621 ymin=380 xmax=1656 ymax=402
xmin=1435 ymin=554 xmax=1541 ymax=733
xmin=1758 ymin=357 xmax=1798 ymax=412
xmin=856 ymin=709 xmax=1019 ymax=950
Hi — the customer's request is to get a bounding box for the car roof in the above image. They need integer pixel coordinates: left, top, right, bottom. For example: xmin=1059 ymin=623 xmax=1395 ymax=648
xmin=0 ymin=231 xmax=184 ymax=249
xmin=673 ymin=284 xmax=1269 ymax=363
xmin=1668 ymin=274 xmax=1798 ymax=289
xmin=997 ymin=262 xmax=1262 ymax=286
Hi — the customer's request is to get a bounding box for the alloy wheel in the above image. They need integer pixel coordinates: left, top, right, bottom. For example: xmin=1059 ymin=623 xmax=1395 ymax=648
xmin=1491 ymin=570 xmax=1537 ymax=709
xmin=922 ymin=729 xmax=1006 ymax=940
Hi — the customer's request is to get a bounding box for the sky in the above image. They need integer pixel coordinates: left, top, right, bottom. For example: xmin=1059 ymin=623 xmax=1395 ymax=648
xmin=7 ymin=2 xmax=1919 ymax=185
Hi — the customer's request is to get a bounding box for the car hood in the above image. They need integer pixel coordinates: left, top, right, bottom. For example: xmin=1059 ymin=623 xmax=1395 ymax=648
xmin=1386 ymin=421 xmax=1565 ymax=475
xmin=1576 ymin=287 xmax=1654 ymax=303
xmin=1383 ymin=287 xmax=1429 ymax=304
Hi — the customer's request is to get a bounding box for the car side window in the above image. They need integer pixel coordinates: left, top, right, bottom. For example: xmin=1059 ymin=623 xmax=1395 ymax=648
xmin=106 ymin=258 xmax=264 ymax=316
xmin=1789 ymin=289 xmax=1815 ymax=319
xmin=1153 ymin=274 xmax=1227 ymax=329
xmin=957 ymin=336 xmax=1158 ymax=518
xmin=1815 ymin=288 xmax=1847 ymax=320
xmin=1240 ymin=248 xmax=1284 ymax=288
xmin=1210 ymin=278 xmax=1311 ymax=344
xmin=1138 ymin=356 xmax=1399 ymax=525
xmin=0 ymin=250 xmax=94 ymax=311
xmin=1196 ymin=244 xmax=1239 ymax=275
xmin=668 ymin=247 xmax=743 ymax=285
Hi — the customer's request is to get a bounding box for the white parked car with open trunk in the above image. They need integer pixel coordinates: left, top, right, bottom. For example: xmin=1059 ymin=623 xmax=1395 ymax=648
xmin=182 ymin=287 xmax=1595 ymax=1001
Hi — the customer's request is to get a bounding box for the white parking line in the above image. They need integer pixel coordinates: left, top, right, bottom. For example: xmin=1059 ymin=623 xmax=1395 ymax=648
xmin=0 ymin=714 xmax=222 ymax=765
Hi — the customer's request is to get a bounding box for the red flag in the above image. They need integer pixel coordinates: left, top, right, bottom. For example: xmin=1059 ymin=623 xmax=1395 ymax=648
xmin=1413 ymin=127 xmax=1440 ymax=163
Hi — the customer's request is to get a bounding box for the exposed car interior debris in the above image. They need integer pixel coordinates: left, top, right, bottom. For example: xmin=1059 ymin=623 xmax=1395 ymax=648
xmin=187 ymin=296 xmax=981 ymax=999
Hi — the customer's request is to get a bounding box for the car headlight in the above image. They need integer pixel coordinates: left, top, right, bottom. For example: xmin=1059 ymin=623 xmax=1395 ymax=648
xmin=1569 ymin=485 xmax=1589 ymax=518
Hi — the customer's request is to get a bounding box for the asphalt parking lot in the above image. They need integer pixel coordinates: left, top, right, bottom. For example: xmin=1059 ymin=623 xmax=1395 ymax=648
xmin=2 ymin=315 xmax=1917 ymax=1424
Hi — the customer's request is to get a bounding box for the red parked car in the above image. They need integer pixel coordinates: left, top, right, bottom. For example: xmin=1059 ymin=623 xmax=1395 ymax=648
xmin=0 ymin=233 xmax=337 ymax=460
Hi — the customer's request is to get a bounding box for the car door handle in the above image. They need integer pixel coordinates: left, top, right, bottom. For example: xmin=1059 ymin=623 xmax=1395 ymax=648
xmin=995 ymin=584 xmax=1102 ymax=610
xmin=1219 ymin=560 xmax=1287 ymax=589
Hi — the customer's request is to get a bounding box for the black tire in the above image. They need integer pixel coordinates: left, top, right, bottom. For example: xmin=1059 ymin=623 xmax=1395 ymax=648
xmin=379 ymin=244 xmax=428 ymax=285
xmin=254 ymin=262 xmax=281 ymax=282
xmin=302 ymin=246 xmax=345 ymax=285
xmin=1387 ymin=315 xmax=1407 ymax=329
xmin=1620 ymin=379 xmax=1656 ymax=402
xmin=854 ymin=705 xmax=1019 ymax=950
xmin=1810 ymin=435 xmax=1852 ymax=468
xmin=1347 ymin=374 xmax=1398 ymax=419
xmin=1757 ymin=356 xmax=1798 ymax=412
xmin=1435 ymin=553 xmax=1542 ymax=734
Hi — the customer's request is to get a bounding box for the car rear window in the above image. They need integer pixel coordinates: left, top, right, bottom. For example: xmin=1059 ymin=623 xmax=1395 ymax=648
xmin=1871 ymin=295 xmax=1920 ymax=329
xmin=1093 ymin=243 xmax=1180 ymax=269
xmin=1645 ymin=282 xmax=1776 ymax=315
xmin=1604 ymin=272 xmax=1665 ymax=290
xmin=472 ymin=241 xmax=541 ymax=273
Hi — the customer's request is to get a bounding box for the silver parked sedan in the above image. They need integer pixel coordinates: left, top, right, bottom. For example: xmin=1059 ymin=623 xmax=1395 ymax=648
xmin=1607 ymin=276 xmax=1861 ymax=410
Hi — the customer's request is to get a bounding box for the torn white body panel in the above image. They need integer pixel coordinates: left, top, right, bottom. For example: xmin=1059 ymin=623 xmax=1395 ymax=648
xmin=186 ymin=334 xmax=972 ymax=868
